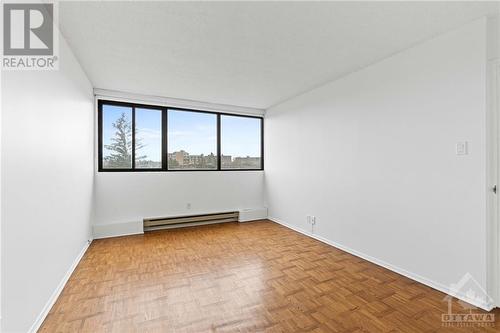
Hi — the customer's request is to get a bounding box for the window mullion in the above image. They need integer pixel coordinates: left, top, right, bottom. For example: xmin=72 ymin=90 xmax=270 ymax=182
xmin=163 ymin=108 xmax=168 ymax=171
xmin=98 ymin=101 xmax=103 ymax=171
xmin=261 ymin=118 xmax=264 ymax=170
xmin=131 ymin=106 xmax=136 ymax=169
xmin=217 ymin=114 xmax=221 ymax=171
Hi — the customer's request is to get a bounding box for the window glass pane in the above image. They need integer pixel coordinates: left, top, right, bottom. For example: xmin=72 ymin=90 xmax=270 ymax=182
xmin=102 ymin=104 xmax=132 ymax=169
xmin=168 ymin=110 xmax=217 ymax=170
xmin=221 ymin=115 xmax=262 ymax=169
xmin=135 ymin=108 xmax=162 ymax=169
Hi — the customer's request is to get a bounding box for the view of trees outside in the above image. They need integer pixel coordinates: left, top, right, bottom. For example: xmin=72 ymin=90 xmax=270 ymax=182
xmin=102 ymin=105 xmax=262 ymax=170
xmin=221 ymin=115 xmax=262 ymax=169
xmin=102 ymin=105 xmax=162 ymax=169
xmin=102 ymin=105 xmax=133 ymax=168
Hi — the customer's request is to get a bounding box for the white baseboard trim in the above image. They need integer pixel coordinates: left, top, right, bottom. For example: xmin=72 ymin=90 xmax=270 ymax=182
xmin=268 ymin=216 xmax=495 ymax=311
xmin=238 ymin=207 xmax=268 ymax=222
xmin=93 ymin=221 xmax=144 ymax=239
xmin=28 ymin=240 xmax=92 ymax=333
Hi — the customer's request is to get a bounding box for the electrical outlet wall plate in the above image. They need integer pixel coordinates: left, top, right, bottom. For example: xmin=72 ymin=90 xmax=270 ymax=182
xmin=306 ymin=215 xmax=317 ymax=225
xmin=456 ymin=141 xmax=468 ymax=155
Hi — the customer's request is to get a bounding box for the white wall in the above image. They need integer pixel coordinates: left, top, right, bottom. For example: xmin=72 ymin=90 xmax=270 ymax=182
xmin=94 ymin=171 xmax=265 ymax=228
xmin=1 ymin=35 xmax=94 ymax=332
xmin=266 ymin=18 xmax=492 ymax=306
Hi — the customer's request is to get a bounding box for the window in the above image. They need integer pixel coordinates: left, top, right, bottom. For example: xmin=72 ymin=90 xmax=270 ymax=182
xmin=221 ymin=115 xmax=262 ymax=169
xmin=168 ymin=109 xmax=217 ymax=170
xmin=99 ymin=101 xmax=163 ymax=171
xmin=98 ymin=100 xmax=263 ymax=172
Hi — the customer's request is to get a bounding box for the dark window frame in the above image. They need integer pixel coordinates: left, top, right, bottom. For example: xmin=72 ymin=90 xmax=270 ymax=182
xmin=97 ymin=99 xmax=264 ymax=172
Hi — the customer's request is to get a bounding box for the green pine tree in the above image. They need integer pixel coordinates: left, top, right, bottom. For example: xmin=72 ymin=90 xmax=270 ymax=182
xmin=104 ymin=113 xmax=146 ymax=168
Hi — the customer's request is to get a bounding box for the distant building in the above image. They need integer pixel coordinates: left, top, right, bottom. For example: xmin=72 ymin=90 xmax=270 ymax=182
xmin=169 ymin=150 xmax=189 ymax=166
xmin=221 ymin=155 xmax=232 ymax=166
xmin=232 ymin=156 xmax=261 ymax=169
xmin=168 ymin=151 xmax=259 ymax=169
xmin=168 ymin=150 xmax=216 ymax=168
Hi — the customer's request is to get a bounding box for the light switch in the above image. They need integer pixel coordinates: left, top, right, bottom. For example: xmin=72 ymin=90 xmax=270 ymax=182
xmin=456 ymin=141 xmax=468 ymax=155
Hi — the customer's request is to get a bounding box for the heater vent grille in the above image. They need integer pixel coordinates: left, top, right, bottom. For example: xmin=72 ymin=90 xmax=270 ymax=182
xmin=143 ymin=211 xmax=239 ymax=231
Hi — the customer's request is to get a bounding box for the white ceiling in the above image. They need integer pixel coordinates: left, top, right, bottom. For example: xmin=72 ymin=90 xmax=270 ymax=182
xmin=60 ymin=1 xmax=499 ymax=109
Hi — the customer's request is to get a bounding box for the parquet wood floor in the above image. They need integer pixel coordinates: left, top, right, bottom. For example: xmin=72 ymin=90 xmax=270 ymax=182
xmin=39 ymin=220 xmax=500 ymax=332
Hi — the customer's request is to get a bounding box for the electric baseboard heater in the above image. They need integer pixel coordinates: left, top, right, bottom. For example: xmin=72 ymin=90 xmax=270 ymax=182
xmin=143 ymin=211 xmax=239 ymax=231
